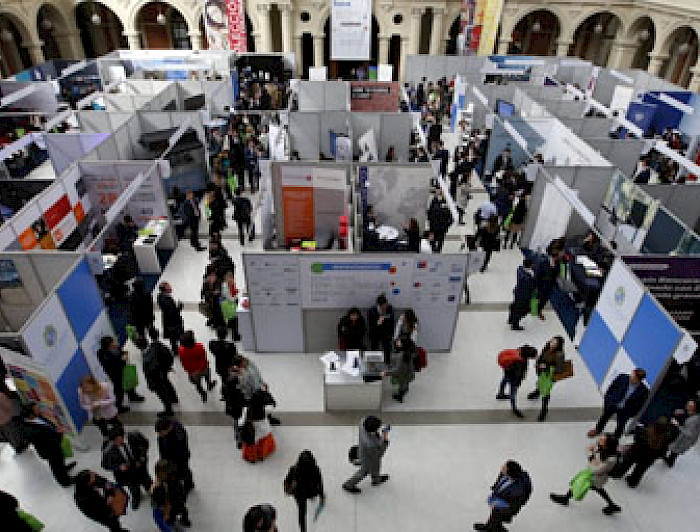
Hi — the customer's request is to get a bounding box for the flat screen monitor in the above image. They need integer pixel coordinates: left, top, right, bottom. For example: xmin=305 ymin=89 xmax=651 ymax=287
xmin=496 ymin=99 xmax=515 ymax=117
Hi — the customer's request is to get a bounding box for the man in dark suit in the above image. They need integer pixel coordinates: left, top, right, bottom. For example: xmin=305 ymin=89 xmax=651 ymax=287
xmin=156 ymin=417 xmax=194 ymax=501
xmin=73 ymin=470 xmax=128 ymax=532
xmin=633 ymin=159 xmax=651 ymax=184
xmin=101 ymin=425 xmax=152 ymax=509
xmin=588 ymin=368 xmax=649 ymax=439
xmin=492 ymin=148 xmax=514 ymax=176
xmin=508 ymin=259 xmax=536 ymax=331
xmin=22 ymin=403 xmax=76 ymax=487
xmin=114 ymin=215 xmax=138 ymax=253
xmin=433 ymin=141 xmax=449 ymax=179
xmin=183 ymin=190 xmax=205 ymax=251
xmin=232 ymin=188 xmax=253 ymax=246
xmin=474 ymin=460 xmax=532 ymax=531
xmin=367 ymin=294 xmax=395 ymax=364
xmin=416 ymin=77 xmax=426 ymax=108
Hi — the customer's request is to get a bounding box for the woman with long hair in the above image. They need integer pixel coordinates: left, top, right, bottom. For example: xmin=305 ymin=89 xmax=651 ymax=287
xmin=78 ymin=376 xmax=119 ymax=437
xmin=284 ymin=450 xmax=325 ymax=531
xmin=527 ymin=336 xmax=566 ymax=421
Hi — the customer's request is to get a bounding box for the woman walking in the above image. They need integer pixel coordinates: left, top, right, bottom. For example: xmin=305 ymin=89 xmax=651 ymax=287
xmin=284 ymin=450 xmax=325 ymax=531
xmin=383 ymin=337 xmax=417 ymax=403
xmin=527 ymin=336 xmax=566 ymax=421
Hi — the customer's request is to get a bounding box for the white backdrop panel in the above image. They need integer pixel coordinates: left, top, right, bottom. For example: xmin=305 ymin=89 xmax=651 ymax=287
xmin=596 ymin=259 xmax=644 ymax=342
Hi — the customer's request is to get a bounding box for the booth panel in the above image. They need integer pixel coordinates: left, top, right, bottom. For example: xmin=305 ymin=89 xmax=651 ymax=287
xmin=320 ymin=111 xmax=349 ymax=158
xmin=56 ymin=348 xmax=90 ymax=431
xmin=139 ymin=112 xmax=172 ymax=132
xmin=643 ymin=186 xmax=700 ymax=229
xmin=580 ymin=118 xmax=615 ymax=138
xmin=45 ymin=135 xmax=84 ymax=176
xmin=380 ymin=114 xmax=412 ymax=162
xmin=424 ymin=56 xmax=448 ymax=82
xmin=78 ymin=111 xmax=111 ymax=134
xmin=0 ymin=255 xmax=48 ymax=331
xmin=642 ymin=208 xmax=686 ymax=253
xmin=128 ymin=117 xmax=149 ymax=159
xmin=289 ymin=113 xmax=321 ymax=160
xmin=108 ymin=112 xmax=132 ymax=131
xmin=325 ymin=82 xmax=350 ymax=111
xmin=114 ymin=126 xmax=134 ymax=160
xmin=351 ymin=114 xmax=382 ymax=157
xmin=303 ymin=309 xmax=346 ymax=352
xmin=365 ymin=164 xmax=432 ymax=229
xmin=94 ymin=136 xmax=120 ymax=161
xmin=31 ymin=254 xmax=81 ymax=296
xmin=607 ymin=139 xmax=645 ymax=178
xmin=56 ymin=258 xmax=104 ymax=340
xmin=298 ymin=82 xmax=326 ymax=111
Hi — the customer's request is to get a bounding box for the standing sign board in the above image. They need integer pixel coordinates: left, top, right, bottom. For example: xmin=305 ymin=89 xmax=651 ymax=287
xmin=331 ymin=0 xmax=372 ymax=60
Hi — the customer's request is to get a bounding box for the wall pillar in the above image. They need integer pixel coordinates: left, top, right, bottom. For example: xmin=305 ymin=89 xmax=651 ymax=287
xmin=293 ymin=34 xmax=303 ymax=74
xmin=53 ymin=31 xmax=85 ymax=59
xmin=24 ymin=42 xmax=45 ymax=65
xmin=257 ymin=4 xmax=273 ymax=52
xmin=497 ymin=38 xmax=511 ymax=55
xmin=688 ymin=65 xmax=700 ymax=93
xmin=410 ymin=7 xmax=424 ymax=55
xmin=608 ymin=39 xmax=637 ymax=69
xmin=280 ymin=4 xmax=293 ymax=53
xmin=252 ymin=32 xmax=262 ymax=52
xmin=399 ymin=36 xmax=408 ymax=81
xmin=188 ymin=31 xmax=203 ymax=50
xmin=378 ymin=34 xmax=390 ymax=64
xmin=313 ymin=33 xmax=324 ymax=67
xmin=647 ymin=53 xmax=669 ymax=77
xmin=555 ymin=39 xmax=572 ymax=57
xmin=124 ymin=31 xmax=142 ymax=50
xmin=429 ymin=8 xmax=444 ymax=55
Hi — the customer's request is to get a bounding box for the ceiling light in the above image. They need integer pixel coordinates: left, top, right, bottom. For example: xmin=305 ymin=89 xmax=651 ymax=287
xmin=91 ymin=13 xmax=102 ymax=25
xmin=157 ymin=12 xmax=167 ymax=25
xmin=679 ymin=43 xmax=691 ymax=53
xmin=1 ymin=29 xmax=13 ymax=42
xmin=532 ymin=21 xmax=542 ymax=33
xmin=637 ymin=29 xmax=650 ymax=42
xmin=594 ymin=23 xmax=604 ymax=34
xmin=40 ymin=19 xmax=53 ymax=31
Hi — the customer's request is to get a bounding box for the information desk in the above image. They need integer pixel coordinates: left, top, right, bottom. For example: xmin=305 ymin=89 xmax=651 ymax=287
xmin=133 ymin=218 xmax=174 ymax=274
xmin=323 ymin=351 xmax=385 ymax=411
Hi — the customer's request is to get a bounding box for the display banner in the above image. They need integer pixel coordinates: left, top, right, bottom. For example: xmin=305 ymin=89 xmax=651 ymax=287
xmin=477 ymin=0 xmax=503 ymax=56
xmin=331 ymin=0 xmax=372 ymax=61
xmin=227 ymin=0 xmax=248 ymax=52
xmin=204 ymin=0 xmax=230 ymax=50
xmin=623 ymin=256 xmax=700 ymax=334
xmin=350 ymin=82 xmax=398 ymax=111
xmin=281 ymin=167 xmax=315 ymax=244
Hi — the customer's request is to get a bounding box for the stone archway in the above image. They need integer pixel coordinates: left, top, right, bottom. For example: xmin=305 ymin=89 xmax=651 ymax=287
xmin=135 ymin=1 xmax=191 ymax=50
xmin=658 ymin=26 xmax=699 ymax=88
xmin=75 ymin=2 xmax=127 ymax=58
xmin=626 ymin=16 xmax=655 ymax=70
xmin=0 ymin=11 xmax=33 ymax=74
xmin=510 ymin=9 xmax=560 ymax=56
xmin=571 ymin=11 xmax=623 ymax=66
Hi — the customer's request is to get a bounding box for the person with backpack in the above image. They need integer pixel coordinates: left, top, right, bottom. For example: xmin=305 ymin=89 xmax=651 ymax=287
xmin=284 ymin=450 xmax=325 ymax=532
xmin=233 ymin=188 xmax=253 ymax=246
xmin=342 ymin=416 xmax=390 ymax=494
xmin=136 ymin=332 xmax=177 ymax=417
xmin=382 ymin=337 xmax=417 ymax=403
xmin=474 ymin=460 xmax=532 ymax=531
xmin=550 ymin=434 xmax=621 ymax=516
xmin=101 ymin=425 xmax=151 ymax=510
xmin=496 ymin=345 xmax=539 ymax=417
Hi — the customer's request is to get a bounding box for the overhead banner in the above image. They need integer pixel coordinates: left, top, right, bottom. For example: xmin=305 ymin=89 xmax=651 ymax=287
xmin=281 ymin=167 xmax=315 ymax=245
xmin=477 ymin=0 xmax=504 ymax=56
xmin=227 ymin=0 xmax=248 ymax=52
xmin=460 ymin=0 xmax=483 ymax=56
xmin=204 ymin=0 xmax=230 ymax=50
xmin=623 ymin=256 xmax=700 ymax=334
xmin=331 ymin=0 xmax=372 ymax=61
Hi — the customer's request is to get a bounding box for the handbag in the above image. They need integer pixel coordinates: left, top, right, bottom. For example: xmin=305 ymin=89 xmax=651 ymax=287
xmin=553 ymin=360 xmax=574 ymax=382
xmin=122 ymin=363 xmax=139 ymax=391
xmin=198 ymin=301 xmax=211 ymax=318
xmin=60 ymin=434 xmax=74 ymax=459
xmin=348 ymin=444 xmax=361 ymax=466
xmin=530 ymin=291 xmax=539 ymax=316
xmin=125 ymin=324 xmax=138 ymax=342
xmin=220 ymin=298 xmax=237 ymax=322
xmin=569 ymin=468 xmax=593 ymax=501
xmin=16 ymin=510 xmax=45 ymax=531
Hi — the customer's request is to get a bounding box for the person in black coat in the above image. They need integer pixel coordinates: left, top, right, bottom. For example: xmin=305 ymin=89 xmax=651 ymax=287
xmin=209 ymin=326 xmax=238 ymax=385
xmin=508 ymin=259 xmax=535 ymax=331
xmin=588 ymin=368 xmax=650 ymax=439
xmin=156 ymin=417 xmax=194 ymax=496
xmin=137 ymin=333 xmax=177 ymax=416
xmin=127 ymin=278 xmax=155 ymax=339
xmin=416 ymin=78 xmax=426 ymax=108
xmin=97 ymin=336 xmax=144 ymax=414
xmin=367 ymin=294 xmax=395 ymax=364
xmin=497 ymin=346 xmax=538 ymax=417
xmin=476 ymin=215 xmax=500 ymax=273
xmin=433 ymin=141 xmax=449 ymax=178
xmin=21 ymin=403 xmax=75 ymax=487
xmin=232 ymin=188 xmax=253 ymax=246
xmin=157 ymin=282 xmax=185 ymax=355
xmin=114 ymin=215 xmax=138 ymax=253
xmin=101 ymin=425 xmax=152 ymax=510
xmin=183 ymin=190 xmax=205 ymax=251
xmin=633 ymin=159 xmax=651 ymax=184
xmin=285 ymin=450 xmax=325 ymax=532
xmin=427 ymin=194 xmax=453 ymax=253
xmin=206 ymin=185 xmax=227 ymax=237
xmin=474 ymin=460 xmax=532 ymax=531
xmin=224 ymin=370 xmax=246 ymax=448
xmin=533 ymin=239 xmax=565 ymax=319
xmin=491 ymin=148 xmax=514 ymax=176
xmin=0 ymin=490 xmax=34 ymax=532
xmin=338 ymin=308 xmax=367 ymax=350
xmin=73 ymin=470 xmax=128 ymax=532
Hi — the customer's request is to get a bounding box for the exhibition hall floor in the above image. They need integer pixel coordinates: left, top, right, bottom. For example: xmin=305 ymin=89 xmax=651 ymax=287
xmin=2 ymin=172 xmax=699 ymax=532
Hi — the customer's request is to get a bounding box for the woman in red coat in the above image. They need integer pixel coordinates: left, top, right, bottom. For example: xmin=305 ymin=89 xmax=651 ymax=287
xmin=178 ymin=331 xmax=216 ymax=402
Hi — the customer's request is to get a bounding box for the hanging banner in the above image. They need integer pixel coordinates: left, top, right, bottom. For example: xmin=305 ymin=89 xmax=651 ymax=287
xmin=281 ymin=167 xmax=315 ymax=245
xmin=204 ymin=0 xmax=230 ymax=50
xmin=331 ymin=0 xmax=372 ymax=61
xmin=227 ymin=0 xmax=248 ymax=52
xmin=477 ymin=0 xmax=504 ymax=56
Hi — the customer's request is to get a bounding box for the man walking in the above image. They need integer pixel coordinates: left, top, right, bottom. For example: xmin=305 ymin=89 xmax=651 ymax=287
xmin=343 ymin=415 xmax=390 ymax=493
xmin=233 ymin=189 xmax=253 ymax=246
xmin=183 ymin=190 xmax=205 ymax=251
xmin=588 ymin=368 xmax=649 ymax=439
xmin=101 ymin=425 xmax=152 ymax=510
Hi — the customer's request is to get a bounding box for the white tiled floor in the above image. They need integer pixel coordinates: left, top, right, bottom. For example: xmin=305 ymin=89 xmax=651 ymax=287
xmin=2 ymin=161 xmax=698 ymax=531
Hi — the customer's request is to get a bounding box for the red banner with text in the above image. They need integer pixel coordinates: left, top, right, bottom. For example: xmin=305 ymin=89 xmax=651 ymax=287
xmin=227 ymin=0 xmax=248 ymax=52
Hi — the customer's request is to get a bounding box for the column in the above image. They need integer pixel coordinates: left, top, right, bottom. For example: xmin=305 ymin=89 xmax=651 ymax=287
xmin=688 ymin=65 xmax=700 ymax=93
xmin=378 ymin=34 xmax=390 ymax=64
xmin=188 ymin=31 xmax=203 ymax=50
xmin=398 ymin=36 xmax=408 ymax=81
xmin=313 ymin=34 xmax=324 ymax=68
xmin=497 ymin=38 xmax=511 ymax=55
xmin=54 ymin=32 xmax=85 ymax=59
xmin=124 ymin=31 xmax=142 ymax=50
xmin=253 ymin=32 xmax=262 ymax=52
xmin=257 ymin=4 xmax=272 ymax=52
xmin=280 ymin=4 xmax=293 ymax=54
xmin=293 ymin=34 xmax=303 ymax=74
xmin=410 ymin=7 xmax=424 ymax=55
xmin=606 ymin=39 xmax=635 ymax=69
xmin=24 ymin=42 xmax=45 ymax=65
xmin=429 ymin=8 xmax=444 ymax=55
xmin=647 ymin=53 xmax=668 ymax=77
xmin=555 ymin=39 xmax=573 ymax=57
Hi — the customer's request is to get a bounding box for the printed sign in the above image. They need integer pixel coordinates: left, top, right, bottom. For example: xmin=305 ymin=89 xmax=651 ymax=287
xmin=331 ymin=0 xmax=371 ymax=60
xmin=227 ymin=0 xmax=248 ymax=52
xmin=350 ymin=82 xmax=398 ymax=111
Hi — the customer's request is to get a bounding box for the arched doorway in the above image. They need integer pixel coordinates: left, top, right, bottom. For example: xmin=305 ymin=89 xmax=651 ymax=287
xmin=302 ymin=33 xmax=313 ymax=78
xmin=510 ymin=10 xmax=560 ymax=56
xmin=0 ymin=14 xmax=32 ymax=75
xmin=659 ymin=27 xmax=698 ymax=88
xmin=628 ymin=17 xmax=655 ymax=70
xmin=75 ymin=2 xmax=126 ymax=58
xmin=323 ymin=16 xmax=379 ymax=79
xmin=37 ymin=4 xmax=69 ymax=60
xmin=572 ymin=12 xmax=622 ymax=66
xmin=446 ymin=16 xmax=460 ymax=55
xmin=136 ymin=2 xmax=191 ymax=50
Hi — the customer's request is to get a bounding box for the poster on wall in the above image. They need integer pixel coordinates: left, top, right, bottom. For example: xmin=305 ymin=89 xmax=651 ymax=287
xmin=227 ymin=0 xmax=248 ymax=52
xmin=281 ymin=166 xmax=315 ymax=244
xmin=350 ymin=82 xmax=398 ymax=112
xmin=622 ymin=256 xmax=700 ymax=333
xmin=0 ymin=346 xmax=75 ymax=435
xmin=331 ymin=0 xmax=372 ymax=60
xmin=204 ymin=0 xmax=230 ymax=50
xmin=477 ymin=0 xmax=503 ymax=56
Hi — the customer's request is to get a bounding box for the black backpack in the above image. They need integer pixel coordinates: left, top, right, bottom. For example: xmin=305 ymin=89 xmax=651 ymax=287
xmin=284 ymin=465 xmax=297 ymax=495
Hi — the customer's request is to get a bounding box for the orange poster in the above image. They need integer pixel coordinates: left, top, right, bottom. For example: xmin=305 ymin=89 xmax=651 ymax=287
xmin=283 ymin=186 xmax=315 ymax=245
